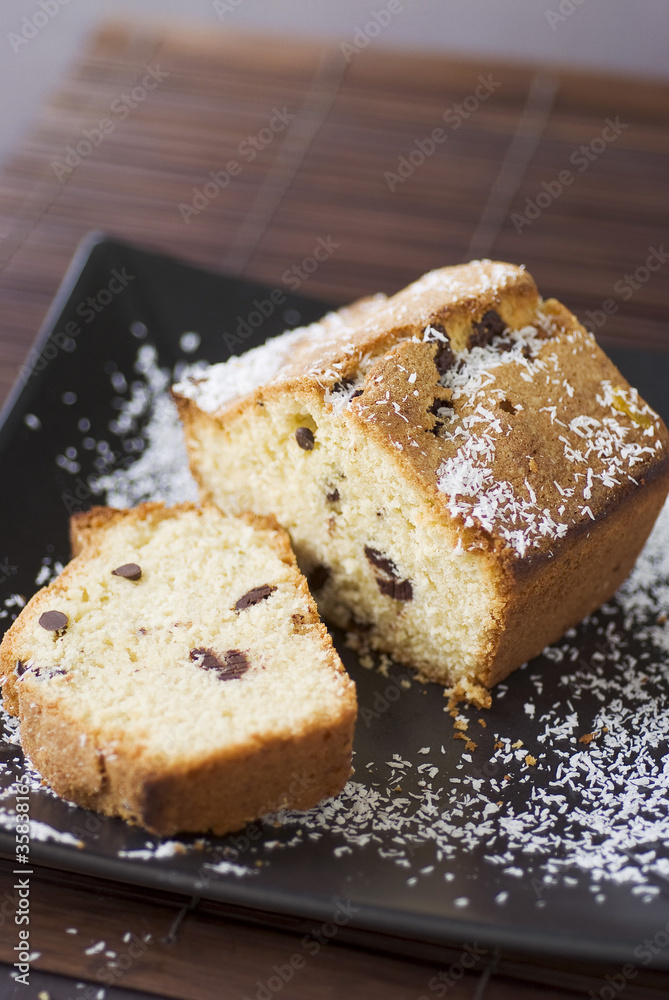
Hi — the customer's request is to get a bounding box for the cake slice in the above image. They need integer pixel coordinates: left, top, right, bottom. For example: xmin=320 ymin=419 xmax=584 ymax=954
xmin=0 ymin=502 xmax=356 ymax=835
xmin=173 ymin=261 xmax=669 ymax=706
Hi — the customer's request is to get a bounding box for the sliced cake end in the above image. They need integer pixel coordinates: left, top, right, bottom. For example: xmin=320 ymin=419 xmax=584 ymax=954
xmin=0 ymin=502 xmax=357 ymax=835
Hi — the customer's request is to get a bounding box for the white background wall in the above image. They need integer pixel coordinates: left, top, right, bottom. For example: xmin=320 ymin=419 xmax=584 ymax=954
xmin=0 ymin=0 xmax=667 ymax=168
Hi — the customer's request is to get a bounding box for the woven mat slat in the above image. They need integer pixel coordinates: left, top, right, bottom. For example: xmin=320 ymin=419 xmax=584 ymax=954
xmin=0 ymin=20 xmax=668 ymax=403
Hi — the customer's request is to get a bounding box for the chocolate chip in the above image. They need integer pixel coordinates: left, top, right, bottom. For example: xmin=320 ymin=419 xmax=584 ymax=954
xmin=291 ymin=613 xmax=307 ymax=633
xmin=112 ymin=563 xmax=142 ymax=581
xmin=39 ymin=610 xmax=68 ymax=632
xmin=364 ymin=546 xmax=412 ymax=599
xmin=376 ymin=577 xmax=413 ymax=601
xmin=499 ymin=399 xmax=516 ymax=414
xmin=308 ymin=564 xmax=330 ymax=592
xmin=428 ymin=398 xmax=453 ymax=416
xmin=190 ymin=647 xmax=219 ymax=670
xmin=350 ymin=389 xmax=364 ymax=400
xmin=221 ymin=649 xmax=250 ymax=679
xmin=364 ymin=546 xmax=398 ymax=579
xmin=326 ymin=488 xmax=340 ymax=503
xmin=332 ymin=378 xmax=354 ymax=394
xmin=434 ymin=342 xmax=455 ymax=375
xmin=295 ymin=427 xmax=315 ymax=451
xmin=235 ymin=584 xmax=276 ymax=611
xmin=190 ymin=647 xmax=249 ymax=681
xmin=428 ymin=324 xmax=455 ymax=375
xmin=19 ymin=659 xmax=66 ymax=681
xmin=41 ymin=666 xmax=67 ymax=680
xmin=469 ymin=310 xmax=506 ymax=349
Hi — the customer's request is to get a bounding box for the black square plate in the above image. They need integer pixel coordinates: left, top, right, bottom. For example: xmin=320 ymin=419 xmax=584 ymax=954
xmin=2 ymin=233 xmax=669 ymax=969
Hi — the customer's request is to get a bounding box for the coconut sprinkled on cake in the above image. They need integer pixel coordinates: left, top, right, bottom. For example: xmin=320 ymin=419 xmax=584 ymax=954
xmin=2 ymin=337 xmax=669 ymax=905
xmin=433 ymin=326 xmax=665 ymax=557
xmin=177 ymin=325 xmax=308 ymax=413
xmin=403 ymin=259 xmax=523 ymax=300
xmin=175 ymin=309 xmax=373 ymax=414
xmin=176 ymin=285 xmax=666 ymax=565
xmin=270 ymin=530 xmax=669 ymax=897
xmin=173 ymin=261 xmax=525 ymax=416
xmin=133 ymin=349 xmax=669 ymax=896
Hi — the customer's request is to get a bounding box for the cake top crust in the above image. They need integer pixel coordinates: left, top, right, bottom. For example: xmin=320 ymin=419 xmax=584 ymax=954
xmin=175 ymin=260 xmax=534 ymax=413
xmin=173 ymin=262 xmax=669 ymax=564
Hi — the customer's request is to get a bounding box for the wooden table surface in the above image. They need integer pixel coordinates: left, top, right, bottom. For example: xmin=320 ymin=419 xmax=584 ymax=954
xmin=1 ymin=19 xmax=668 ymax=1000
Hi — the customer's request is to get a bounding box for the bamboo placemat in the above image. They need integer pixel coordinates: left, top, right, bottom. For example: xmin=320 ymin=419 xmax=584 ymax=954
xmin=0 ymin=20 xmax=668 ymax=1000
xmin=0 ymin=19 xmax=668 ymax=407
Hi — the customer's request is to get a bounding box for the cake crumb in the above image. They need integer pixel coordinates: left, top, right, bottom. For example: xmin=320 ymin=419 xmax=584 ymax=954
xmin=453 ymin=732 xmax=477 ymax=751
xmin=525 ymin=754 xmax=537 ymax=766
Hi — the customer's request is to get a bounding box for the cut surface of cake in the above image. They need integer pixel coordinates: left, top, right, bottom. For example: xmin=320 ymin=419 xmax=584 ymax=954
xmin=173 ymin=261 xmax=669 ymax=706
xmin=0 ymin=502 xmax=356 ymax=835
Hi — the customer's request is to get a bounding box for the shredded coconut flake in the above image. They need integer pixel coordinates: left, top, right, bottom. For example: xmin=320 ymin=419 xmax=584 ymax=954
xmin=435 ymin=327 xmax=664 ymax=556
xmin=2 ymin=335 xmax=669 ymax=911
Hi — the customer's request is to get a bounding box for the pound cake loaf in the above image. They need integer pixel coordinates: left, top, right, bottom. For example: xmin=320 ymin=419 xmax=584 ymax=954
xmin=173 ymin=261 xmax=669 ymax=706
xmin=0 ymin=502 xmax=356 ymax=835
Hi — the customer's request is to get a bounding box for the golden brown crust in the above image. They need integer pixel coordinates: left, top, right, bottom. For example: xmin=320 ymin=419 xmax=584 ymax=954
xmin=484 ymin=467 xmax=669 ymax=687
xmin=1 ymin=501 xmax=357 ymax=835
xmin=175 ymin=263 xmax=669 ymax=564
xmin=270 ymin=261 xmax=538 ymax=387
xmin=136 ymin=723 xmax=354 ymax=836
xmin=173 ymin=260 xmax=669 ymax=698
xmin=171 ymin=261 xmax=536 ymax=425
xmin=18 ymin=675 xmax=355 ymax=836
